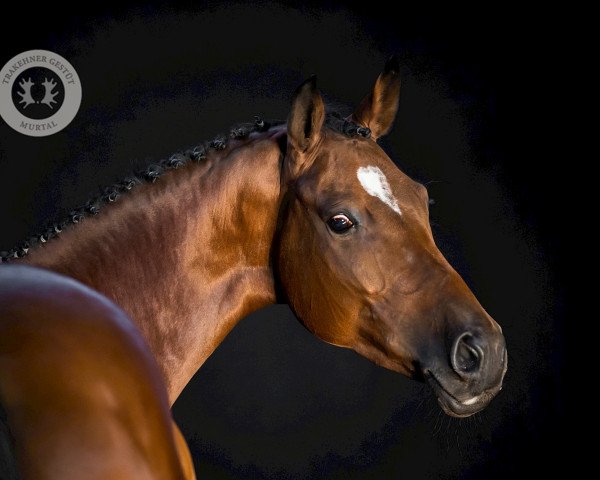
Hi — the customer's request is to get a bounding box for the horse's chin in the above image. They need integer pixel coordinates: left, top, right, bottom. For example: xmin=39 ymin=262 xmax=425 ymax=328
xmin=425 ymin=371 xmax=504 ymax=418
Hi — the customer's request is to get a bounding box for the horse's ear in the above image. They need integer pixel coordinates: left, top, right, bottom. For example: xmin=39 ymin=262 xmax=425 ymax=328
xmin=287 ymin=75 xmax=325 ymax=155
xmin=351 ymin=56 xmax=401 ymax=140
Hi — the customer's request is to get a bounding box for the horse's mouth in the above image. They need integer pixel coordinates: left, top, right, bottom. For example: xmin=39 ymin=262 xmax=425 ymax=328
xmin=425 ymin=372 xmax=498 ymax=418
xmin=424 ymin=346 xmax=507 ymax=418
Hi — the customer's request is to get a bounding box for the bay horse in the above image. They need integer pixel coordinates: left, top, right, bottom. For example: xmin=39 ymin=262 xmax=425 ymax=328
xmin=0 ymin=57 xmax=507 ymax=477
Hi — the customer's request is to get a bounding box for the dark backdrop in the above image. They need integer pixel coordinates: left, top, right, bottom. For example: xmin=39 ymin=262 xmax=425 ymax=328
xmin=0 ymin=2 xmax=567 ymax=478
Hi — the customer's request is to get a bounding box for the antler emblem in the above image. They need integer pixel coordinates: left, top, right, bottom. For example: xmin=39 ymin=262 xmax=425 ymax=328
xmin=17 ymin=78 xmax=35 ymax=109
xmin=41 ymin=78 xmax=59 ymax=109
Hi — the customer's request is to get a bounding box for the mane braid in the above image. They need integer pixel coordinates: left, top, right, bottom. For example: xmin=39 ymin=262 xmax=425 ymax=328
xmin=0 ymin=113 xmax=367 ymax=263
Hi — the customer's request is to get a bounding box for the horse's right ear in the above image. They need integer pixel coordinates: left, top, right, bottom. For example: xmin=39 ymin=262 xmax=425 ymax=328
xmin=287 ymin=76 xmax=325 ymax=157
xmin=351 ymin=56 xmax=401 ymax=140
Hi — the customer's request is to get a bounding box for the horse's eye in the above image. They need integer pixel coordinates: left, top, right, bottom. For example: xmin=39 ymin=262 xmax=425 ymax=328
xmin=327 ymin=214 xmax=354 ymax=233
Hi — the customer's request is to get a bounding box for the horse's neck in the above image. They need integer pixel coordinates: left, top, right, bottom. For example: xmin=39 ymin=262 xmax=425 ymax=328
xmin=22 ymin=129 xmax=284 ymax=402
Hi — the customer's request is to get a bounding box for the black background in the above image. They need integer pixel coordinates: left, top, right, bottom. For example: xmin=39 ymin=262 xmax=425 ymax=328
xmin=0 ymin=2 xmax=568 ymax=478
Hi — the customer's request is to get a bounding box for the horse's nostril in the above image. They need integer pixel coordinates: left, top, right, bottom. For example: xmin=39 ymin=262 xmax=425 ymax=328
xmin=451 ymin=332 xmax=483 ymax=377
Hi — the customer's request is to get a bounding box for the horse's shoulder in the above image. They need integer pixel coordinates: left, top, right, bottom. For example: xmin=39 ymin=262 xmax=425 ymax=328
xmin=0 ymin=264 xmax=185 ymax=478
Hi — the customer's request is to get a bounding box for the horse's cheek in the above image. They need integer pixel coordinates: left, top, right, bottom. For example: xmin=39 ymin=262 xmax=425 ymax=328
xmin=350 ymin=257 xmax=385 ymax=296
xmin=346 ymin=233 xmax=385 ymax=295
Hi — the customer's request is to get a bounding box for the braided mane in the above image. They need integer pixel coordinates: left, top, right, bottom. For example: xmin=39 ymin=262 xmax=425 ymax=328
xmin=0 ymin=113 xmax=369 ymax=262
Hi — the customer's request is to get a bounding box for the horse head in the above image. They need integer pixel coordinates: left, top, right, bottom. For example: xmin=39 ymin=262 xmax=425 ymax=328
xmin=276 ymin=58 xmax=507 ymax=417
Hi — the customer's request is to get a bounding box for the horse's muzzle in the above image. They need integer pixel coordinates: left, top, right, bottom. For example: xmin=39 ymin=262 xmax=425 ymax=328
xmin=426 ymin=328 xmax=507 ymax=417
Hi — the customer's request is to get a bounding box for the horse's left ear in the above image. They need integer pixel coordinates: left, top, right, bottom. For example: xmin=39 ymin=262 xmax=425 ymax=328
xmin=287 ymin=75 xmax=325 ymax=155
xmin=351 ymin=56 xmax=401 ymax=140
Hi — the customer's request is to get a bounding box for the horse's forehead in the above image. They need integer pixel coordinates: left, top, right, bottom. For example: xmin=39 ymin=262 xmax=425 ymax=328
xmin=306 ymin=138 xmax=426 ymax=218
xmin=317 ymin=137 xmax=411 ymax=190
xmin=356 ymin=165 xmax=402 ymax=215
